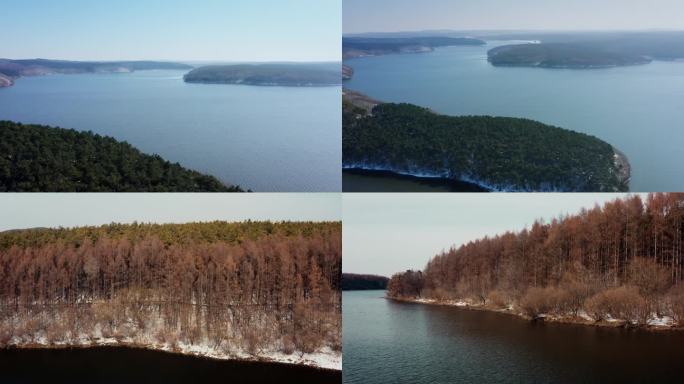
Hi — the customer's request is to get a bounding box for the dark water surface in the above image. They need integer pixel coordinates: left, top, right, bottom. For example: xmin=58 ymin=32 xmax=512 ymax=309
xmin=0 ymin=70 xmax=341 ymax=192
xmin=344 ymin=41 xmax=684 ymax=192
xmin=0 ymin=346 xmax=340 ymax=384
xmin=343 ymin=290 xmax=684 ymax=384
xmin=342 ymin=169 xmax=487 ymax=192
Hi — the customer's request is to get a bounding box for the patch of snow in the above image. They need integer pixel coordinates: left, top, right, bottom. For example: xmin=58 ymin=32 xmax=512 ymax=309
xmin=648 ymin=316 xmax=674 ymax=327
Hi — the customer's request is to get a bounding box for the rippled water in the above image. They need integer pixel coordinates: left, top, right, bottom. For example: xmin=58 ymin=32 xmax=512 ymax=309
xmin=343 ymin=290 xmax=684 ymax=384
xmin=0 ymin=70 xmax=341 ymax=191
xmin=344 ymin=42 xmax=684 ymax=192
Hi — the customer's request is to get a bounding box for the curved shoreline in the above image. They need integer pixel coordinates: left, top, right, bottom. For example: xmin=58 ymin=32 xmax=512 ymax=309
xmin=5 ymin=340 xmax=341 ymax=371
xmin=343 ymin=167 xmax=488 ymax=192
xmin=388 ymin=296 xmax=680 ymax=332
xmin=342 ymin=163 xmax=611 ymax=192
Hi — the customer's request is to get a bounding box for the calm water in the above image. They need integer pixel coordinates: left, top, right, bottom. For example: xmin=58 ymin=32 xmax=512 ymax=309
xmin=343 ymin=290 xmax=684 ymax=384
xmin=342 ymin=169 xmax=485 ymax=192
xmin=0 ymin=346 xmax=340 ymax=384
xmin=344 ymin=41 xmax=684 ymax=192
xmin=0 ymin=70 xmax=341 ymax=192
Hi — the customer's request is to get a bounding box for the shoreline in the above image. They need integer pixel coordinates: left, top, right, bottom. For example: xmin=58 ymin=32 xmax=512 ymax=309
xmin=342 ymin=167 xmax=488 ymax=192
xmin=388 ymin=296 xmax=680 ymax=332
xmin=4 ymin=340 xmax=341 ymax=371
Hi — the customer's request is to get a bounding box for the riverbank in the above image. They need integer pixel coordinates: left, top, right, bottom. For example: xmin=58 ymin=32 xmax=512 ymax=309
xmin=4 ymin=338 xmax=341 ymax=371
xmin=389 ymin=296 xmax=680 ymax=332
xmin=613 ymin=147 xmax=632 ymax=189
xmin=0 ymin=73 xmax=13 ymax=87
xmin=343 ymin=167 xmax=488 ymax=192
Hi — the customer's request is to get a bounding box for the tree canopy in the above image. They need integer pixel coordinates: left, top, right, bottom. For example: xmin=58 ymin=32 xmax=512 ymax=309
xmin=343 ymin=102 xmax=628 ymax=192
xmin=0 ymin=121 xmax=242 ymax=192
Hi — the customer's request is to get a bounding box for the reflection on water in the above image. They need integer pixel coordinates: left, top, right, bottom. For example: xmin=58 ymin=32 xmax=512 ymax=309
xmin=0 ymin=346 xmax=340 ymax=384
xmin=343 ymin=290 xmax=683 ymax=384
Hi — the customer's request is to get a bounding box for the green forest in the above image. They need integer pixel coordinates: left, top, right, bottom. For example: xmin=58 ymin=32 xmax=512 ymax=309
xmin=0 ymin=221 xmax=341 ymax=357
xmin=388 ymin=193 xmax=684 ymax=328
xmin=488 ymin=43 xmax=651 ymax=68
xmin=183 ymin=64 xmax=341 ymax=86
xmin=0 ymin=121 xmax=242 ymax=192
xmin=343 ymin=102 xmax=627 ymax=192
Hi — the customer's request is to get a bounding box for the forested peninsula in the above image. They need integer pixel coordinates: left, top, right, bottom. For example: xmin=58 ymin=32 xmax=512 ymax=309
xmin=0 ymin=59 xmax=191 ymax=88
xmin=0 ymin=121 xmax=242 ymax=192
xmin=183 ymin=64 xmax=341 ymax=87
xmin=388 ymin=193 xmax=684 ymax=330
xmin=488 ymin=43 xmax=652 ymax=69
xmin=342 ymin=274 xmax=389 ymax=291
xmin=487 ymin=32 xmax=684 ymax=69
xmin=0 ymin=221 xmax=342 ymax=370
xmin=343 ymin=93 xmax=630 ymax=192
xmin=343 ymin=37 xmax=485 ymax=59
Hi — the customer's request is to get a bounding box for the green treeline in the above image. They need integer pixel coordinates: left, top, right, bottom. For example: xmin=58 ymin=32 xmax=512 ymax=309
xmin=183 ymin=64 xmax=341 ymax=86
xmin=343 ymin=102 xmax=626 ymax=192
xmin=341 ymin=273 xmax=389 ymax=291
xmin=0 ymin=121 xmax=242 ymax=192
xmin=0 ymin=221 xmax=341 ymax=355
xmin=388 ymin=193 xmax=684 ymax=326
xmin=488 ymin=43 xmax=652 ymax=68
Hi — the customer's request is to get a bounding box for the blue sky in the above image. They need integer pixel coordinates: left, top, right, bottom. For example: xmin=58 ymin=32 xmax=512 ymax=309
xmin=0 ymin=194 xmax=340 ymax=231
xmin=344 ymin=0 xmax=684 ymax=34
xmin=343 ymin=193 xmax=648 ymax=276
xmin=3 ymin=0 xmax=340 ymax=61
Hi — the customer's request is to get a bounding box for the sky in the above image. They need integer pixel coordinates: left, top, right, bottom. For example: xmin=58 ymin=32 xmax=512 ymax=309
xmin=343 ymin=193 xmax=649 ymax=277
xmin=344 ymin=0 xmax=684 ymax=34
xmin=3 ymin=0 xmax=341 ymax=62
xmin=0 ymin=194 xmax=340 ymax=231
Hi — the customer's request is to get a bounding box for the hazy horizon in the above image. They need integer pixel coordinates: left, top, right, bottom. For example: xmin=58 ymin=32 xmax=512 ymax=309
xmin=344 ymin=0 xmax=684 ymax=34
xmin=4 ymin=0 xmax=341 ymax=62
xmin=0 ymin=194 xmax=340 ymax=231
xmin=343 ymin=193 xmax=648 ymax=277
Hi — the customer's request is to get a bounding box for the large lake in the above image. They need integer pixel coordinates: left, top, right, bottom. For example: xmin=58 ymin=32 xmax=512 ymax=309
xmin=343 ymin=290 xmax=684 ymax=384
xmin=0 ymin=70 xmax=341 ymax=192
xmin=0 ymin=346 xmax=340 ymax=384
xmin=344 ymin=42 xmax=684 ymax=192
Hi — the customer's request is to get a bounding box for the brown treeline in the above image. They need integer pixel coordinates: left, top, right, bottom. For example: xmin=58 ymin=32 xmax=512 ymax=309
xmin=0 ymin=221 xmax=341 ymax=355
xmin=388 ymin=193 xmax=684 ymax=325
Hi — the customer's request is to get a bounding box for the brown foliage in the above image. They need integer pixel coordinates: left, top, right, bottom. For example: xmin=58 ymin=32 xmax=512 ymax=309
xmin=585 ymin=286 xmax=649 ymax=324
xmin=0 ymin=221 xmax=341 ymax=355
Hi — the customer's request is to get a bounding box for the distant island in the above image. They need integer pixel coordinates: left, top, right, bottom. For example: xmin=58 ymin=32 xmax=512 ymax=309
xmin=488 ymin=43 xmax=652 ymax=69
xmin=343 ymin=91 xmax=630 ymax=192
xmin=0 ymin=59 xmax=192 ymax=87
xmin=487 ymin=31 xmax=684 ymax=69
xmin=342 ymin=273 xmax=389 ymax=290
xmin=183 ymin=64 xmax=342 ymax=87
xmin=343 ymin=36 xmax=485 ymax=59
xmin=0 ymin=121 xmax=242 ymax=192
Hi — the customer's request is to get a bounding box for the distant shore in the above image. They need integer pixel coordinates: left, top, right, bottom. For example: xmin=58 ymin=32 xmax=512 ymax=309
xmin=389 ymin=296 xmax=679 ymax=332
